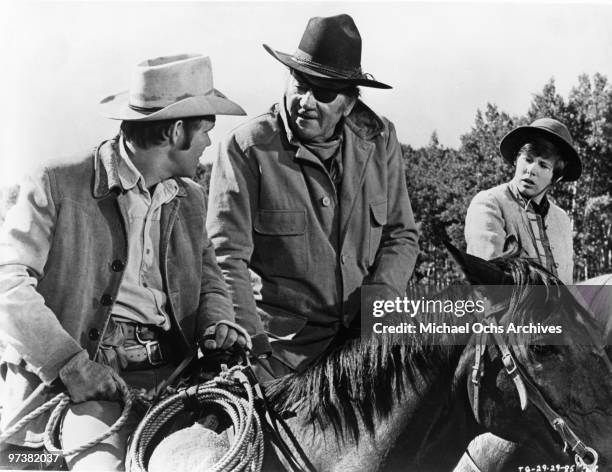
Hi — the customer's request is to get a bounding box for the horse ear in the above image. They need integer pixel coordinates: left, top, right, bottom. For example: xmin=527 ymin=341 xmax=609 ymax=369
xmin=499 ymin=235 xmax=521 ymax=259
xmin=444 ymin=240 xmax=511 ymax=285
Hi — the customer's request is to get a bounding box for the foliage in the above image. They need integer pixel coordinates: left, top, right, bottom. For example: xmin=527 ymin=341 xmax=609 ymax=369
xmin=195 ymin=162 xmax=213 ymax=198
xmin=1 ymin=76 xmax=610 ymax=285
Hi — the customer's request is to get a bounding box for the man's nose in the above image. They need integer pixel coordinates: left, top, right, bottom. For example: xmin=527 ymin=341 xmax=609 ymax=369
xmin=299 ymin=90 xmax=316 ymax=108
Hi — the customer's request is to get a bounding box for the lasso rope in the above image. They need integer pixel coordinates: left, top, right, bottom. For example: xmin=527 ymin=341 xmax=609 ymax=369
xmin=0 ymin=372 xmax=134 ymax=457
xmin=127 ymin=365 xmax=264 ymax=472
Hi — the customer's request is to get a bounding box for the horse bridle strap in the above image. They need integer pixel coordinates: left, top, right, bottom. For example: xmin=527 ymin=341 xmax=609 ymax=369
xmin=471 ymin=305 xmax=599 ymax=470
xmin=517 ymin=363 xmax=598 ymax=469
xmin=248 ymin=358 xmax=317 ymax=472
xmin=471 ymin=305 xmax=528 ymax=424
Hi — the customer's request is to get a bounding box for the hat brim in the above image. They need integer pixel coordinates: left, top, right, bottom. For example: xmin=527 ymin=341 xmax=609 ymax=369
xmin=499 ymin=126 xmax=582 ymax=182
xmin=99 ymin=89 xmax=246 ymax=121
xmin=263 ymin=44 xmax=392 ymax=89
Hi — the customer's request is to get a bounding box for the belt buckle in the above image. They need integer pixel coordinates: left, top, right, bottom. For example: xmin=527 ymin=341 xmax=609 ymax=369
xmin=145 ymin=340 xmax=164 ymax=366
xmin=135 ymin=325 xmax=164 ymax=366
xmin=501 ymin=352 xmax=518 ymax=375
xmin=471 ymin=365 xmax=482 ymax=385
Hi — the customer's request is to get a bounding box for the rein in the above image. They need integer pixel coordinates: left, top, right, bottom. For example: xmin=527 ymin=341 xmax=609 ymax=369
xmin=470 ymin=300 xmax=602 ymax=471
xmin=244 ymin=355 xmax=317 ymax=472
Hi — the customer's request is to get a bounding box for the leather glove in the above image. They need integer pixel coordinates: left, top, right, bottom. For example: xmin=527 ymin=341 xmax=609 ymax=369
xmin=200 ymin=320 xmax=252 ymax=352
xmin=58 ymin=351 xmax=120 ymax=403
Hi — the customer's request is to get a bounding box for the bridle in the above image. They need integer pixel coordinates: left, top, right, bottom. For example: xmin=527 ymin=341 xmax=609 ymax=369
xmin=469 ymin=292 xmax=612 ymax=472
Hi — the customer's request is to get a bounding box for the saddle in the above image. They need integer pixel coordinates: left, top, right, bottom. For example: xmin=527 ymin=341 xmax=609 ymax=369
xmin=126 ymin=347 xmax=315 ymax=472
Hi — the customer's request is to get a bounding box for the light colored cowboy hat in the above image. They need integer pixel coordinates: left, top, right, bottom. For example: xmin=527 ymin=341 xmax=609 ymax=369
xmin=263 ymin=14 xmax=391 ymax=90
xmin=99 ymin=54 xmax=245 ymax=121
xmin=499 ymin=117 xmax=582 ymax=182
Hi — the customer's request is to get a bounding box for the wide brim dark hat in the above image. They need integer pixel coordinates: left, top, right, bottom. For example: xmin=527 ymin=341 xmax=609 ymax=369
xmin=499 ymin=117 xmax=582 ymax=182
xmin=263 ymin=14 xmax=391 ymax=89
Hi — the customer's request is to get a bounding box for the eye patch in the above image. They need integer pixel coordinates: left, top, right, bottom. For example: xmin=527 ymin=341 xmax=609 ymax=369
xmin=293 ymin=71 xmax=349 ymax=103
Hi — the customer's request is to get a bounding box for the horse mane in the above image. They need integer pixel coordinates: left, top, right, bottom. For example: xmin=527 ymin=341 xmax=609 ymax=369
xmin=264 ymin=332 xmax=451 ymax=442
xmin=264 ymin=287 xmax=462 ymax=442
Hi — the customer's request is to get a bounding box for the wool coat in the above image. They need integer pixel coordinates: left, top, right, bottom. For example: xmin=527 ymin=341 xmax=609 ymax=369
xmin=207 ymin=100 xmax=419 ymax=372
xmin=465 ymin=182 xmax=573 ymax=284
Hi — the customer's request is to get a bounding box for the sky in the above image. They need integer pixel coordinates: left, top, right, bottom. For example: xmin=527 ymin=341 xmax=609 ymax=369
xmin=2 ymin=1 xmax=612 ymax=186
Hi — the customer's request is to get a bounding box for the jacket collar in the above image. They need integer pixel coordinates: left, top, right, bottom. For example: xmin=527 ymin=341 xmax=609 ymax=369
xmin=93 ymin=135 xmax=188 ymax=199
xmin=507 ymin=182 xmax=550 ymax=217
xmin=117 ymin=136 xmax=144 ymax=192
xmin=277 ymin=98 xmax=299 ymax=147
xmin=344 ymin=99 xmax=384 ymax=140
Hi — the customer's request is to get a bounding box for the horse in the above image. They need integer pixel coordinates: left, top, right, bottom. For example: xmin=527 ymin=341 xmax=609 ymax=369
xmin=453 ymin=271 xmax=612 ymax=472
xmin=144 ymin=249 xmax=612 ymax=472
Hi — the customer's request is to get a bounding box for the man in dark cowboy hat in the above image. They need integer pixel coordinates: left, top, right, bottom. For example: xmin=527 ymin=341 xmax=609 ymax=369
xmin=0 ymin=54 xmax=250 ymax=470
xmin=465 ymin=117 xmax=581 ymax=284
xmin=207 ymin=14 xmax=419 ymax=378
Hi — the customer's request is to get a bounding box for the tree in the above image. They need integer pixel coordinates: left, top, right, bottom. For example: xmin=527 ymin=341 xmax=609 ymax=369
xmin=581 ymin=195 xmax=612 ymax=278
xmin=404 ymin=134 xmax=464 ymax=286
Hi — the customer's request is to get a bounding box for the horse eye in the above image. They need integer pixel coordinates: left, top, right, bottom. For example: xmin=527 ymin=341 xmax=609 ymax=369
xmin=531 ymin=345 xmax=559 ymax=356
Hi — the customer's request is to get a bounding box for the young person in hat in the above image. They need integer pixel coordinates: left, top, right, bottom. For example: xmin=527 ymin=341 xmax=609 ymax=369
xmin=465 ymin=117 xmax=581 ymax=285
xmin=0 ymin=54 xmax=250 ymax=470
xmin=461 ymin=118 xmax=581 ymax=472
xmin=207 ymin=14 xmax=419 ymax=378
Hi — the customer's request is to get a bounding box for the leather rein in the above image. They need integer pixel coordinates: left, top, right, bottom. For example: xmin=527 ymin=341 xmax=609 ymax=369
xmin=470 ymin=299 xmax=611 ymax=472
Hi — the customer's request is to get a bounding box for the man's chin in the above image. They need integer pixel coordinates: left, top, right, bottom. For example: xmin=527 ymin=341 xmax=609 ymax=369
xmin=517 ymin=186 xmax=538 ymax=199
xmin=294 ymin=126 xmax=319 ymax=142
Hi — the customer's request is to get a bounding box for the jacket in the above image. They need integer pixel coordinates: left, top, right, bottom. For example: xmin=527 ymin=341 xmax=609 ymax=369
xmin=206 ymin=100 xmax=419 ymax=371
xmin=0 ymin=136 xmax=234 ymax=445
xmin=465 ymin=182 xmax=573 ymax=284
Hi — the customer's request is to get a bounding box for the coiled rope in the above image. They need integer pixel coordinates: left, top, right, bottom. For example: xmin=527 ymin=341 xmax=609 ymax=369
xmin=0 ymin=371 xmax=134 ymax=457
xmin=127 ymin=364 xmax=264 ymax=472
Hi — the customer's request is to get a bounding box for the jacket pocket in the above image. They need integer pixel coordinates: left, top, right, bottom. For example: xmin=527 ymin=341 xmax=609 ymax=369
xmin=369 ymin=201 xmax=387 ymax=265
xmin=256 ymin=303 xmax=308 ymax=341
xmin=253 ymin=210 xmax=308 ymax=278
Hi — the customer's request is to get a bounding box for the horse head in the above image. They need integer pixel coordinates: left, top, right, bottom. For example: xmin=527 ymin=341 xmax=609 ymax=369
xmin=448 ymin=242 xmax=612 ymax=470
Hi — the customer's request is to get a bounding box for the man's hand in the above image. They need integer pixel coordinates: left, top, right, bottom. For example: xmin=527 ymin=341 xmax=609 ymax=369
xmin=200 ymin=320 xmax=252 ymax=352
xmin=58 ymin=351 xmax=120 ymax=403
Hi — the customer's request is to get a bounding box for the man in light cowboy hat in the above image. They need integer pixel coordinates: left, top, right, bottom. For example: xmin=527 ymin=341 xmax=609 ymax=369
xmin=0 ymin=54 xmax=250 ymax=469
xmin=465 ymin=117 xmax=581 ymax=285
xmin=207 ymin=14 xmax=419 ymax=378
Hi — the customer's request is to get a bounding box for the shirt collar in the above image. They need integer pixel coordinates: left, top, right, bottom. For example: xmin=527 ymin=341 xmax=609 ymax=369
xmin=93 ymin=136 xmax=187 ymax=199
xmin=117 ymin=136 xmax=180 ymax=201
xmin=508 ymin=181 xmax=550 ymax=217
xmin=118 ymin=136 xmax=146 ymax=192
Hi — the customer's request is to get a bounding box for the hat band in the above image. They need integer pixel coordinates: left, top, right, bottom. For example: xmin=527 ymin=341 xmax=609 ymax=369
xmin=293 ymin=49 xmax=364 ymax=79
xmin=128 ymin=103 xmax=163 ymax=114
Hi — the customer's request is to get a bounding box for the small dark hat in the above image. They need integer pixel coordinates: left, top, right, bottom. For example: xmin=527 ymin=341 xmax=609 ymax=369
xmin=263 ymin=14 xmax=391 ymax=89
xmin=499 ymin=118 xmax=581 ymax=182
